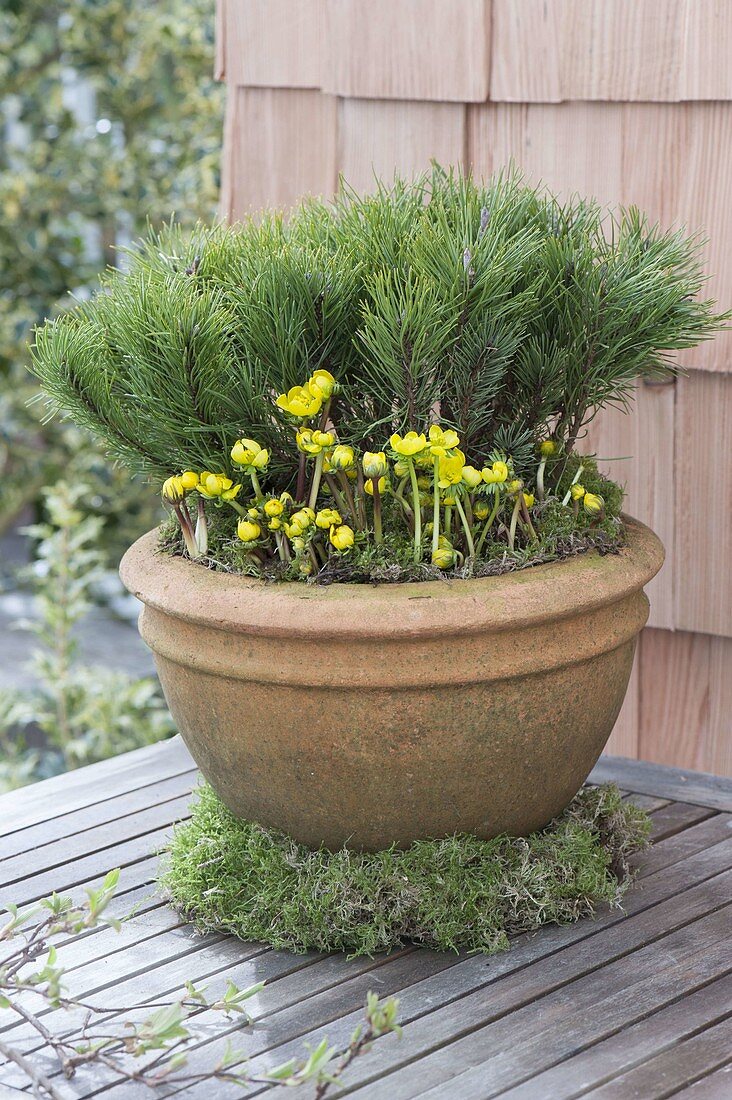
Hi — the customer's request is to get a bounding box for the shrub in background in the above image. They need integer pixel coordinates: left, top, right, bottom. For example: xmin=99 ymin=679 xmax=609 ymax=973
xmin=0 ymin=0 xmax=223 ymax=549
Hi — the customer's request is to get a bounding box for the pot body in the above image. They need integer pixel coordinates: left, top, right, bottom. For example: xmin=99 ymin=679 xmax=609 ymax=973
xmin=120 ymin=518 xmax=663 ymax=850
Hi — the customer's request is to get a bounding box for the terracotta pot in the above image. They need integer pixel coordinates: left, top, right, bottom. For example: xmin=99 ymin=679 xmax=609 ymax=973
xmin=120 ymin=517 xmax=663 ymax=850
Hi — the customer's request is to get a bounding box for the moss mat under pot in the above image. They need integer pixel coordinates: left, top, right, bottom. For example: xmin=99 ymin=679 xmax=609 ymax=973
xmin=162 ymin=783 xmax=651 ymax=957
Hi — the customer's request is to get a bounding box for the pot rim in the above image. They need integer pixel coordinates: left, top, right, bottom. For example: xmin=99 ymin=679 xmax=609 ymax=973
xmin=120 ymin=515 xmax=664 ymax=641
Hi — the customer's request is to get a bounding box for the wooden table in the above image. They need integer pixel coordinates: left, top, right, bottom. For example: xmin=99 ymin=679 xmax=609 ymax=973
xmin=1 ymin=737 xmax=731 ymax=1098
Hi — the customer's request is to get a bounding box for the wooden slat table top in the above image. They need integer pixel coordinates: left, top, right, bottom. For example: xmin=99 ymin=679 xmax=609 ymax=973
xmin=1 ymin=738 xmax=731 ymax=1098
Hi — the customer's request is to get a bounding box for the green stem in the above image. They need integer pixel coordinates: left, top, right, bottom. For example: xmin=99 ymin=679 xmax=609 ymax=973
xmin=249 ymin=470 xmax=264 ymax=502
xmin=432 ymin=460 xmax=440 ymax=557
xmin=562 ymin=464 xmax=584 ymax=507
xmin=508 ymin=495 xmax=522 ymax=551
xmin=324 ymin=473 xmax=350 ymax=519
xmin=337 ymin=470 xmax=361 ymax=530
xmin=454 ymin=493 xmax=475 ymax=558
xmin=537 ymin=458 xmax=547 ymax=501
xmin=308 ymin=452 xmax=325 ymax=510
xmin=475 ymin=492 xmax=501 ymax=555
xmin=371 ymin=479 xmax=383 ymax=543
xmin=226 ymin=498 xmax=247 ymax=517
xmin=520 ymin=497 xmax=537 ymax=540
xmin=407 ymin=459 xmax=422 ymax=563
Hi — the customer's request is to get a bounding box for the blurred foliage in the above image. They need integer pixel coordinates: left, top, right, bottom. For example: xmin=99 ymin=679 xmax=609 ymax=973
xmin=0 ymin=0 xmax=224 ymax=555
xmin=0 ymin=481 xmax=176 ymax=792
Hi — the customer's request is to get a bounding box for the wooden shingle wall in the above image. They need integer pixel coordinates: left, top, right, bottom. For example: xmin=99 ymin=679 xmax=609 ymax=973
xmin=217 ymin=0 xmax=732 ymax=774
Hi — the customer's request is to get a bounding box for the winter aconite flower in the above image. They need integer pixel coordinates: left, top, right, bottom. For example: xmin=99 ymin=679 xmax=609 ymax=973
xmin=363 ymin=451 xmax=388 ymax=479
xmin=389 ymin=431 xmax=427 ymax=457
xmin=432 ymin=546 xmax=456 ymax=569
xmin=276 ymin=385 xmax=322 ymax=419
xmin=180 ymin=471 xmax=199 ymax=490
xmin=296 ymin=428 xmax=334 ymax=455
xmin=523 ymin=492 xmax=535 ymax=508
xmin=461 ymin=465 xmax=483 ymax=490
xmin=231 ymin=438 xmax=269 ymax=470
xmin=264 ymin=497 xmax=285 ymax=517
xmin=329 ymin=444 xmax=355 ymax=470
xmin=364 ymin=476 xmax=388 ymax=496
xmin=315 ymin=508 xmax=342 ymax=529
xmin=428 ymin=425 xmax=460 ymax=454
xmin=539 ymin=439 xmax=557 ymax=457
xmin=583 ymin=492 xmax=604 ymax=515
xmin=571 ymin=483 xmax=586 ymax=501
xmin=330 ymin=524 xmax=355 ymax=551
xmin=473 ymin=500 xmax=490 ymax=520
xmin=197 ymin=473 xmax=241 ymax=501
xmin=237 ymin=519 xmax=261 ymax=542
xmin=482 ymin=461 xmax=509 ymax=485
xmin=438 ymin=451 xmax=466 ymax=488
xmin=308 ymin=369 xmax=337 ymax=400
xmin=162 ymin=476 xmax=186 ymax=503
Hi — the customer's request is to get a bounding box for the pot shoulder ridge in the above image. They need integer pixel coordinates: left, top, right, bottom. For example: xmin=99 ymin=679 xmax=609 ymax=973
xmin=120 ymin=515 xmax=664 ymax=641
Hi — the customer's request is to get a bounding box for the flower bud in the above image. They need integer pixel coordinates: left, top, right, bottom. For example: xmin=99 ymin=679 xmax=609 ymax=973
xmin=180 ymin=471 xmax=199 ymax=490
xmin=432 ymin=546 xmax=456 ymax=569
xmin=523 ymin=492 xmax=535 ymax=508
xmin=583 ymin=492 xmax=605 ymax=515
xmin=315 ymin=507 xmax=342 ymax=529
xmin=362 ymin=451 xmax=388 ymax=479
xmin=539 ymin=440 xmax=557 ymax=457
xmin=329 ymin=524 xmax=355 ymax=551
xmin=461 ymin=465 xmax=482 ymax=490
xmin=237 ymin=519 xmax=261 ymax=543
xmin=330 ymin=444 xmax=355 ymax=470
xmin=162 ymin=476 xmax=185 ymax=504
xmin=570 ymin=483 xmax=586 ymax=501
xmin=264 ymin=498 xmax=284 ymax=517
xmin=308 ymin=369 xmax=337 ymax=400
xmin=473 ymin=501 xmax=490 ymax=520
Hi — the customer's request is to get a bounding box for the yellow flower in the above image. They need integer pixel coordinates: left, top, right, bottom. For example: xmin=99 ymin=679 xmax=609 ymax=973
xmin=570 ymin=483 xmax=586 ymax=501
xmin=264 ymin=497 xmax=285 ymax=517
xmin=461 ymin=465 xmax=483 ymax=490
xmin=364 ymin=476 xmax=388 ymax=496
xmin=268 ymin=517 xmax=282 ymax=531
xmin=523 ymin=492 xmax=535 ymax=508
xmin=286 ymin=507 xmax=315 ymax=537
xmin=315 ymin=507 xmax=342 ymax=529
xmin=247 ymin=506 xmax=260 ymax=519
xmin=276 ymin=385 xmax=322 ymax=419
xmin=482 ymin=461 xmax=509 ymax=485
xmin=362 ymin=451 xmax=388 ymax=479
xmin=330 ymin=524 xmax=355 ymax=551
xmin=583 ymin=492 xmax=604 ymax=515
xmin=389 ymin=431 xmax=427 ymax=457
xmin=290 ymin=536 xmax=305 ymax=552
xmin=308 ymin=369 xmax=337 ymax=400
xmin=180 ymin=471 xmax=199 ymax=490
xmin=197 ymin=473 xmax=241 ymax=501
xmin=507 ymin=479 xmax=523 ymax=495
xmin=432 ymin=546 xmax=456 ymax=569
xmin=438 ymin=450 xmax=466 ymax=488
xmin=428 ymin=424 xmax=460 ymax=454
xmin=329 ymin=444 xmax=355 ymax=470
xmin=236 ymin=519 xmax=261 ymax=543
xmin=539 ymin=439 xmax=557 ymax=457
xmin=441 ymin=492 xmax=457 ymax=507
xmin=473 ymin=501 xmax=490 ymax=520
xmin=161 ymin=476 xmax=186 ymax=504
xmin=230 ymin=438 xmax=269 ymax=470
xmin=393 ymin=459 xmax=410 ymax=479
xmin=296 ymin=428 xmax=334 ymax=455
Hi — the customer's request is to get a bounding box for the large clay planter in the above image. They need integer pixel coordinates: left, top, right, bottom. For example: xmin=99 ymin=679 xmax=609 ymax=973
xmin=120 ymin=516 xmax=663 ymax=850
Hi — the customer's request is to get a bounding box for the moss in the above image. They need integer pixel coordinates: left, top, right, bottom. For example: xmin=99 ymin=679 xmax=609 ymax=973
xmin=162 ymin=784 xmax=650 ymax=957
xmin=156 ymin=469 xmax=627 ymax=585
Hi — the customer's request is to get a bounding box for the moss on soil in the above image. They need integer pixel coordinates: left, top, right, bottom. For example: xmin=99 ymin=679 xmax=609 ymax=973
xmin=162 ymin=783 xmax=650 ymax=957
